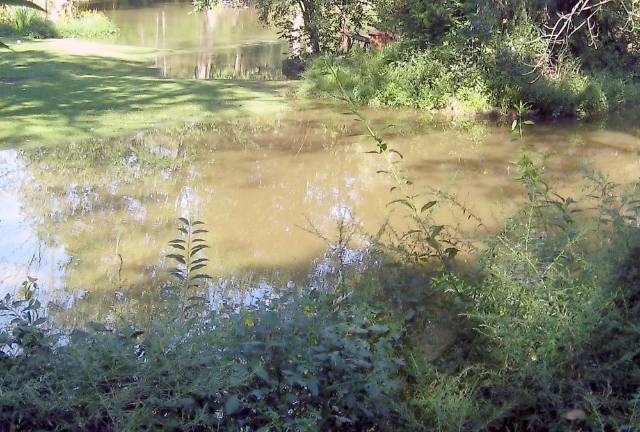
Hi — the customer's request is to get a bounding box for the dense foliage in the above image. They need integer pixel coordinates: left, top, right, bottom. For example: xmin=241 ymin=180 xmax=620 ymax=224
xmin=253 ymin=0 xmax=370 ymax=54
xmin=1 ymin=283 xmax=405 ymax=429
xmin=299 ymin=0 xmax=640 ymax=115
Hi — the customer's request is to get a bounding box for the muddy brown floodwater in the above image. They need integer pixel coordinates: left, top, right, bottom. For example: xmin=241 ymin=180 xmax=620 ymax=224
xmin=1 ymin=101 xmax=639 ymax=324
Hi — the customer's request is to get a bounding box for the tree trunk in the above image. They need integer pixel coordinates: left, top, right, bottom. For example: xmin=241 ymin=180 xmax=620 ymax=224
xmin=300 ymin=0 xmax=320 ymax=54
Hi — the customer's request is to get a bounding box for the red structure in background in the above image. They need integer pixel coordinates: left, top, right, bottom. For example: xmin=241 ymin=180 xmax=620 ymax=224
xmin=368 ymin=32 xmax=394 ymax=49
xmin=339 ymin=31 xmax=395 ymax=53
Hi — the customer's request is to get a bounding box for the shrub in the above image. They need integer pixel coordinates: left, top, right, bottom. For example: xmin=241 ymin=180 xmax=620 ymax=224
xmin=424 ymin=158 xmax=640 ymax=430
xmin=302 ymin=44 xmax=492 ymax=113
xmin=0 ymin=286 xmax=405 ymax=430
xmin=55 ymin=10 xmax=118 ymax=39
xmin=0 ymin=7 xmax=56 ymax=38
xmin=302 ymin=17 xmax=640 ymax=116
xmin=0 ymin=8 xmax=117 ymax=40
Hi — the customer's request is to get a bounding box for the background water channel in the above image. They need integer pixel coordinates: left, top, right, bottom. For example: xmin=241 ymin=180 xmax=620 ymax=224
xmin=102 ymin=3 xmax=287 ymax=80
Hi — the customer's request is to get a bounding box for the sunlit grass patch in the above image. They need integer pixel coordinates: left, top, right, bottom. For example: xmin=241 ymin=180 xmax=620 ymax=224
xmin=0 ymin=40 xmax=292 ymax=147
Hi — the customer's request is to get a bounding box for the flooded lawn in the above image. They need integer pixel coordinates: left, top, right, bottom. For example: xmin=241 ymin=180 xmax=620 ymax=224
xmin=1 ymin=103 xmax=639 ymax=324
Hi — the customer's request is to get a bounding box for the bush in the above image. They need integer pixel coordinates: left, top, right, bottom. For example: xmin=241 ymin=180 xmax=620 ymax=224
xmin=417 ymin=158 xmax=640 ymax=430
xmin=302 ymin=17 xmax=640 ymax=116
xmin=0 ymin=7 xmax=56 ymax=38
xmin=55 ymin=10 xmax=118 ymax=39
xmin=0 ymin=8 xmax=117 ymax=40
xmin=0 ymin=287 xmax=405 ymax=430
xmin=302 ymin=44 xmax=492 ymax=113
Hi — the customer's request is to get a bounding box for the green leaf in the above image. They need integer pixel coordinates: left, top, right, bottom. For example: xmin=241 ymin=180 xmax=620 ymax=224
xmin=32 ymin=317 xmax=47 ymax=326
xmin=252 ymin=364 xmax=270 ymax=381
xmin=523 ymin=120 xmax=535 ymax=125
xmin=404 ymin=309 xmax=416 ymax=322
xmin=387 ymin=198 xmax=416 ymax=212
xmin=367 ymin=325 xmax=389 ymax=335
xmin=178 ymin=217 xmax=189 ymax=225
xmin=170 ymin=271 xmax=185 ymax=281
xmin=511 ymin=119 xmax=518 ymax=131
xmin=420 ymin=201 xmax=437 ymax=213
xmin=190 ymin=244 xmax=210 ymax=256
xmin=430 ymin=225 xmax=444 ymax=236
xmin=167 ymin=254 xmax=186 ymax=264
xmin=389 ymin=148 xmax=403 ymax=159
xmin=225 ymin=395 xmax=241 ymax=415
xmin=426 ymin=237 xmax=440 ymax=250
xmin=308 ymin=377 xmax=319 ymax=396
xmin=189 ymin=264 xmax=207 ymax=272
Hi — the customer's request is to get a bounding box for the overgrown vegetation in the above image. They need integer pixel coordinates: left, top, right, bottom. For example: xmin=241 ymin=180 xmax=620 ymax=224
xmin=0 ymin=7 xmax=117 ymax=40
xmin=3 ymin=155 xmax=640 ymax=429
xmin=4 ymin=96 xmax=640 ymax=429
xmin=300 ymin=0 xmax=640 ymax=116
xmin=0 ymin=219 xmax=406 ymax=430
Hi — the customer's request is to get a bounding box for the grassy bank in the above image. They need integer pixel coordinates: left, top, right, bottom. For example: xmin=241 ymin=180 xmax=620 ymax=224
xmin=302 ymin=43 xmax=640 ymax=118
xmin=299 ymin=0 xmax=640 ymax=119
xmin=0 ymin=40 xmax=291 ymax=147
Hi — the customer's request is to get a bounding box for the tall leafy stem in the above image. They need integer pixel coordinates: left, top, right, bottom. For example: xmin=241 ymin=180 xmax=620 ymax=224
xmin=328 ymin=65 xmax=462 ymax=266
xmin=167 ymin=218 xmax=212 ymax=315
xmin=511 ymin=101 xmax=535 ymax=139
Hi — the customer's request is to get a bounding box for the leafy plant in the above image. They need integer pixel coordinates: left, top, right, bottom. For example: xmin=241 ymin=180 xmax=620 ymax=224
xmin=0 ymin=277 xmax=48 ymax=355
xmin=510 ymin=100 xmax=535 ymax=138
xmin=0 ymin=282 xmax=406 ymax=430
xmin=329 ymin=64 xmax=464 ymax=267
xmin=0 ymin=0 xmax=45 ymax=49
xmin=167 ymin=217 xmax=212 ymax=289
xmin=166 ymin=217 xmax=212 ymax=315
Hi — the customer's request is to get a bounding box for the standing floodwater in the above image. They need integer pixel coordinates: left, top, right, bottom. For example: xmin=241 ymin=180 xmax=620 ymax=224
xmin=1 ymin=104 xmax=639 ymax=324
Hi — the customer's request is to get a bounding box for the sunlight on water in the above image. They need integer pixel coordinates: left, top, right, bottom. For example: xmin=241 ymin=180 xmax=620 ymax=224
xmin=1 ymin=105 xmax=639 ymax=323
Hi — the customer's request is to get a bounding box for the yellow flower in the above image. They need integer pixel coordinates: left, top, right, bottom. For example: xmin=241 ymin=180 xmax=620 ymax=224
xmin=303 ymin=305 xmax=313 ymax=317
xmin=245 ymin=318 xmax=254 ymax=328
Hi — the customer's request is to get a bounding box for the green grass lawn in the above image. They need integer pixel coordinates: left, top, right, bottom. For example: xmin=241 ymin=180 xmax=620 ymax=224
xmin=0 ymin=39 xmax=292 ymax=147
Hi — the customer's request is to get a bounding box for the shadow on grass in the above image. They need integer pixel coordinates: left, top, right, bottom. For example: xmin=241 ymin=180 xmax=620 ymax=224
xmin=0 ymin=47 xmax=290 ymax=146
